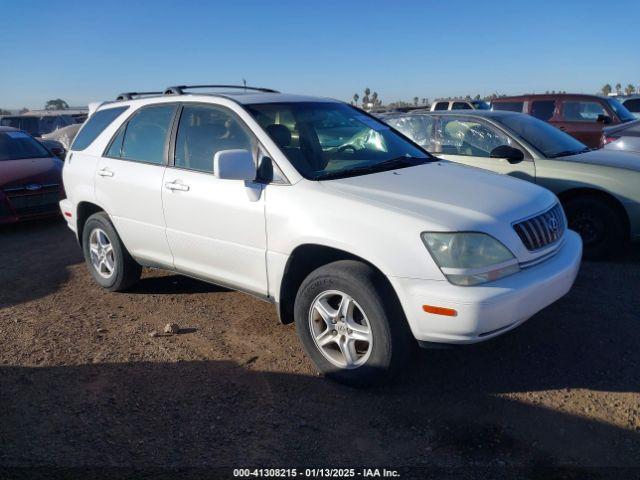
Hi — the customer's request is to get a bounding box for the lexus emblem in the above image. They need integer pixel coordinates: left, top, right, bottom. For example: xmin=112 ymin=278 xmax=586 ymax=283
xmin=25 ymin=183 xmax=42 ymax=191
xmin=547 ymin=217 xmax=559 ymax=232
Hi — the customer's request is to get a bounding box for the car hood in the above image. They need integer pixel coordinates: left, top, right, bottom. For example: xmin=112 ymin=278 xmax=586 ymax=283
xmin=0 ymin=157 xmax=62 ymax=189
xmin=321 ymin=161 xmax=556 ymax=231
xmin=558 ymin=149 xmax=640 ymax=172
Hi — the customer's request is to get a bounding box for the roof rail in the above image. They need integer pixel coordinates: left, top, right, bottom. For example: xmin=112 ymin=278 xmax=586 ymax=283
xmin=163 ymin=85 xmax=279 ymax=95
xmin=115 ymin=91 xmax=163 ymax=101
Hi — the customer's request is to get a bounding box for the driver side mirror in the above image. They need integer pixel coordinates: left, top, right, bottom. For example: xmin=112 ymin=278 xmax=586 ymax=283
xmin=40 ymin=139 xmax=66 ymax=160
xmin=213 ymin=149 xmax=256 ymax=181
xmin=490 ymin=145 xmax=524 ymax=164
xmin=597 ymin=114 xmax=612 ymax=125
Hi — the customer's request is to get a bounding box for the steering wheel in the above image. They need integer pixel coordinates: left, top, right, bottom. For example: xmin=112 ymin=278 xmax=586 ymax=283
xmin=337 ymin=144 xmax=357 ymax=153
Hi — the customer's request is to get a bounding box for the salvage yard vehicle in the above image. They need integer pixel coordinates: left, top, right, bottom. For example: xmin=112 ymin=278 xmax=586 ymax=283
xmin=431 ymin=99 xmax=491 ymax=111
xmin=60 ymin=85 xmax=582 ymax=385
xmin=491 ymin=93 xmax=636 ymax=148
xmin=601 ymin=119 xmax=640 ymax=154
xmin=383 ymin=110 xmax=640 ymax=259
xmin=0 ymin=126 xmax=64 ymax=224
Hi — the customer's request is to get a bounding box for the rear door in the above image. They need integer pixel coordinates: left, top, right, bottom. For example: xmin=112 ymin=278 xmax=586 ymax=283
xmin=434 ymin=115 xmax=535 ymax=181
xmin=161 ymin=103 xmax=268 ymax=295
xmin=556 ymin=98 xmax=611 ymax=148
xmin=95 ymin=104 xmax=177 ymax=268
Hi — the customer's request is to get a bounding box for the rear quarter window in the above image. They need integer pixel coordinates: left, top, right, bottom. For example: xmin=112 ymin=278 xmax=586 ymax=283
xmin=492 ymin=101 xmax=524 ymax=112
xmin=71 ymin=106 xmax=129 ymax=151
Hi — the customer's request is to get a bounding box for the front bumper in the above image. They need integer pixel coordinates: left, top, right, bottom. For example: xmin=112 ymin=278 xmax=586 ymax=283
xmin=392 ymin=230 xmax=582 ymax=344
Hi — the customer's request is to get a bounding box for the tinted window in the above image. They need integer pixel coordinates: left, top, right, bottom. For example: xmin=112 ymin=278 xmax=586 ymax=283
xmin=439 ymin=117 xmax=512 ymax=157
xmin=492 ymin=101 xmax=524 ymax=112
xmin=562 ymin=101 xmax=605 ymax=122
xmin=175 ymin=105 xmax=253 ymax=173
xmin=531 ymin=100 xmax=556 ymax=121
xmin=498 ymin=114 xmax=587 ymax=157
xmin=434 ymin=102 xmax=449 ymax=111
xmin=0 ymin=130 xmax=51 ymax=161
xmin=246 ymin=102 xmax=431 ymax=180
xmin=385 ymin=115 xmax=435 ymax=150
xmin=119 ymin=105 xmax=175 ymax=164
xmin=623 ymin=98 xmax=640 ymax=113
xmin=452 ymin=102 xmax=472 ymax=110
xmin=72 ymin=106 xmax=128 ymax=151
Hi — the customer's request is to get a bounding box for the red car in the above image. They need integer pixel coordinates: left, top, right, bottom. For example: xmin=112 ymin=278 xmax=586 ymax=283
xmin=0 ymin=126 xmax=64 ymax=224
xmin=492 ymin=93 xmax=636 ymax=148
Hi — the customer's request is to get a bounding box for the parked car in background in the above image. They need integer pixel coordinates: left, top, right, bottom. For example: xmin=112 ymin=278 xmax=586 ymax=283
xmin=59 ymin=85 xmax=581 ymax=385
xmin=383 ymin=110 xmax=640 ymax=259
xmin=431 ymin=99 xmax=490 ymax=111
xmin=619 ymin=96 xmax=640 ymax=118
xmin=0 ymin=126 xmax=64 ymax=224
xmin=491 ymin=94 xmax=636 ymax=148
xmin=601 ymin=119 xmax=640 ymax=154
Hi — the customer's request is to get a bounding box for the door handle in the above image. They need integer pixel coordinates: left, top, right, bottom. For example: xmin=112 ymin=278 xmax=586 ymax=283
xmin=164 ymin=181 xmax=190 ymax=192
xmin=97 ymin=168 xmax=114 ymax=177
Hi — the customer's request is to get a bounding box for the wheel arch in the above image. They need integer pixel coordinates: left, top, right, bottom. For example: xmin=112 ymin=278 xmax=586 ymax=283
xmin=76 ymin=201 xmax=106 ymax=247
xmin=557 ymin=187 xmax=630 ymax=240
xmin=277 ymin=244 xmax=400 ymax=325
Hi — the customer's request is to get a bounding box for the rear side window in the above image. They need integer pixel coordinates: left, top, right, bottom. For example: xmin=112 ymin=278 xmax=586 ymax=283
xmin=531 ymin=100 xmax=556 ymax=121
xmin=623 ymin=98 xmax=640 ymax=113
xmin=492 ymin=101 xmax=524 ymax=112
xmin=434 ymin=102 xmax=449 ymax=111
xmin=452 ymin=102 xmax=472 ymax=110
xmin=112 ymin=105 xmax=176 ymax=164
xmin=71 ymin=106 xmax=128 ymax=151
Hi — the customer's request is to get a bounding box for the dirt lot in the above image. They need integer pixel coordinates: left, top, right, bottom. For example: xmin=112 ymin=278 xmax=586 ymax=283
xmin=1 ymin=219 xmax=639 ymax=477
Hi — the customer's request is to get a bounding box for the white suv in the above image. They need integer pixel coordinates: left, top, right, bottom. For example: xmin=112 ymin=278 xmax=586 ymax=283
xmin=60 ymin=85 xmax=582 ymax=386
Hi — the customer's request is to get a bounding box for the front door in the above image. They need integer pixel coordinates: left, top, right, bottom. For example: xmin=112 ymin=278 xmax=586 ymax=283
xmin=556 ymin=99 xmax=610 ymax=148
xmin=161 ymin=103 xmax=268 ymax=295
xmin=434 ymin=115 xmax=535 ymax=181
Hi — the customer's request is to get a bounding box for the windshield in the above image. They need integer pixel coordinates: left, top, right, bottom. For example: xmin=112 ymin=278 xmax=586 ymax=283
xmin=245 ymin=102 xmax=433 ymax=180
xmin=606 ymin=98 xmax=636 ymax=122
xmin=0 ymin=130 xmax=51 ymax=160
xmin=472 ymin=100 xmax=491 ymax=110
xmin=498 ymin=113 xmax=588 ymax=157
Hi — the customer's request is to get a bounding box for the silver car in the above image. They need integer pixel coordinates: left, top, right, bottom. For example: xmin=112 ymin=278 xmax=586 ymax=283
xmin=602 ymin=119 xmax=640 ymax=154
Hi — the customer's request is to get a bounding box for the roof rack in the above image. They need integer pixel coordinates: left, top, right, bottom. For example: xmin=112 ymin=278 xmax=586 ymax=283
xmin=163 ymin=84 xmax=279 ymax=95
xmin=115 ymin=91 xmax=164 ymax=101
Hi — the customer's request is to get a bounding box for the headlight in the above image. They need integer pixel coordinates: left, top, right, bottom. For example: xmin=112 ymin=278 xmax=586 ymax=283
xmin=421 ymin=232 xmax=520 ymax=286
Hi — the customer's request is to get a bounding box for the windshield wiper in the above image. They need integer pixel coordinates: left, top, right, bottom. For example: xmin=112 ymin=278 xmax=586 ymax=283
xmin=548 ymin=147 xmax=591 ymax=158
xmin=314 ymin=155 xmax=430 ymax=180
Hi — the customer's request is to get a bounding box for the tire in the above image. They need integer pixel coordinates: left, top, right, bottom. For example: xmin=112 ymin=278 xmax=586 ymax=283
xmin=294 ymin=260 xmax=413 ymax=387
xmin=563 ymin=195 xmax=626 ymax=260
xmin=82 ymin=212 xmax=141 ymax=292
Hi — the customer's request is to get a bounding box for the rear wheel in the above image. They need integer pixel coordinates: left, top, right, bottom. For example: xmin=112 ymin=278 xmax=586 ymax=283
xmin=563 ymin=195 xmax=625 ymax=260
xmin=82 ymin=212 xmax=141 ymax=291
xmin=294 ymin=260 xmax=413 ymax=387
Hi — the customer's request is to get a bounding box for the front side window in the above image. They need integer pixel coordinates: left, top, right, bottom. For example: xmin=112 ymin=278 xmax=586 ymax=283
xmin=0 ymin=130 xmax=51 ymax=161
xmin=72 ymin=106 xmax=129 ymax=151
xmin=385 ymin=115 xmax=435 ymax=150
xmin=562 ymin=100 xmax=606 ymax=122
xmin=112 ymin=105 xmax=175 ymax=164
xmin=531 ymin=100 xmax=556 ymax=121
xmin=433 ymin=102 xmax=449 ymax=111
xmin=492 ymin=101 xmax=524 ymax=112
xmin=452 ymin=102 xmax=472 ymax=110
xmin=246 ymin=102 xmax=432 ymax=180
xmin=174 ymin=105 xmax=253 ymax=173
xmin=439 ymin=117 xmax=512 ymax=157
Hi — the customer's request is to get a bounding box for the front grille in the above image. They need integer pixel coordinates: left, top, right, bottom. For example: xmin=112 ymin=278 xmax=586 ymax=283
xmin=513 ymin=203 xmax=565 ymax=251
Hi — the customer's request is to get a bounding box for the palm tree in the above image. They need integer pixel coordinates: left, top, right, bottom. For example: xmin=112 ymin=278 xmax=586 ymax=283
xmin=602 ymin=84 xmax=612 ymax=96
xmin=413 ymin=97 xmax=419 ymax=107
xmin=625 ymin=84 xmax=636 ymax=96
xmin=371 ymin=91 xmax=378 ymax=106
xmin=615 ymin=83 xmax=622 ymax=95
xmin=353 ymin=93 xmax=359 ymax=106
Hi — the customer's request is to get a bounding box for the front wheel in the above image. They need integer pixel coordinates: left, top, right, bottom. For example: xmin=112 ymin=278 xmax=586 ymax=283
xmin=82 ymin=212 xmax=141 ymax=291
xmin=294 ymin=260 xmax=413 ymax=386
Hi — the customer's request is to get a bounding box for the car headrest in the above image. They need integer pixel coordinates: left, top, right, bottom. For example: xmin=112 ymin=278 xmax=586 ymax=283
xmin=266 ymin=124 xmax=291 ymax=147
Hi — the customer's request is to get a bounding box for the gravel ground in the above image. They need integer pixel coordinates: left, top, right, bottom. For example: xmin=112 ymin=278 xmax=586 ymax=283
xmin=0 ymin=219 xmax=639 ymax=477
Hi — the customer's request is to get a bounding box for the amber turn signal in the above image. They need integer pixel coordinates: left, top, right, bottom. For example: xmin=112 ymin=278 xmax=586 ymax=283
xmin=422 ymin=304 xmax=458 ymax=317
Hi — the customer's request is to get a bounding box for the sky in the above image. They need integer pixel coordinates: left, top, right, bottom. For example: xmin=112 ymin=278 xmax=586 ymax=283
xmin=1 ymin=0 xmax=639 ymax=110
